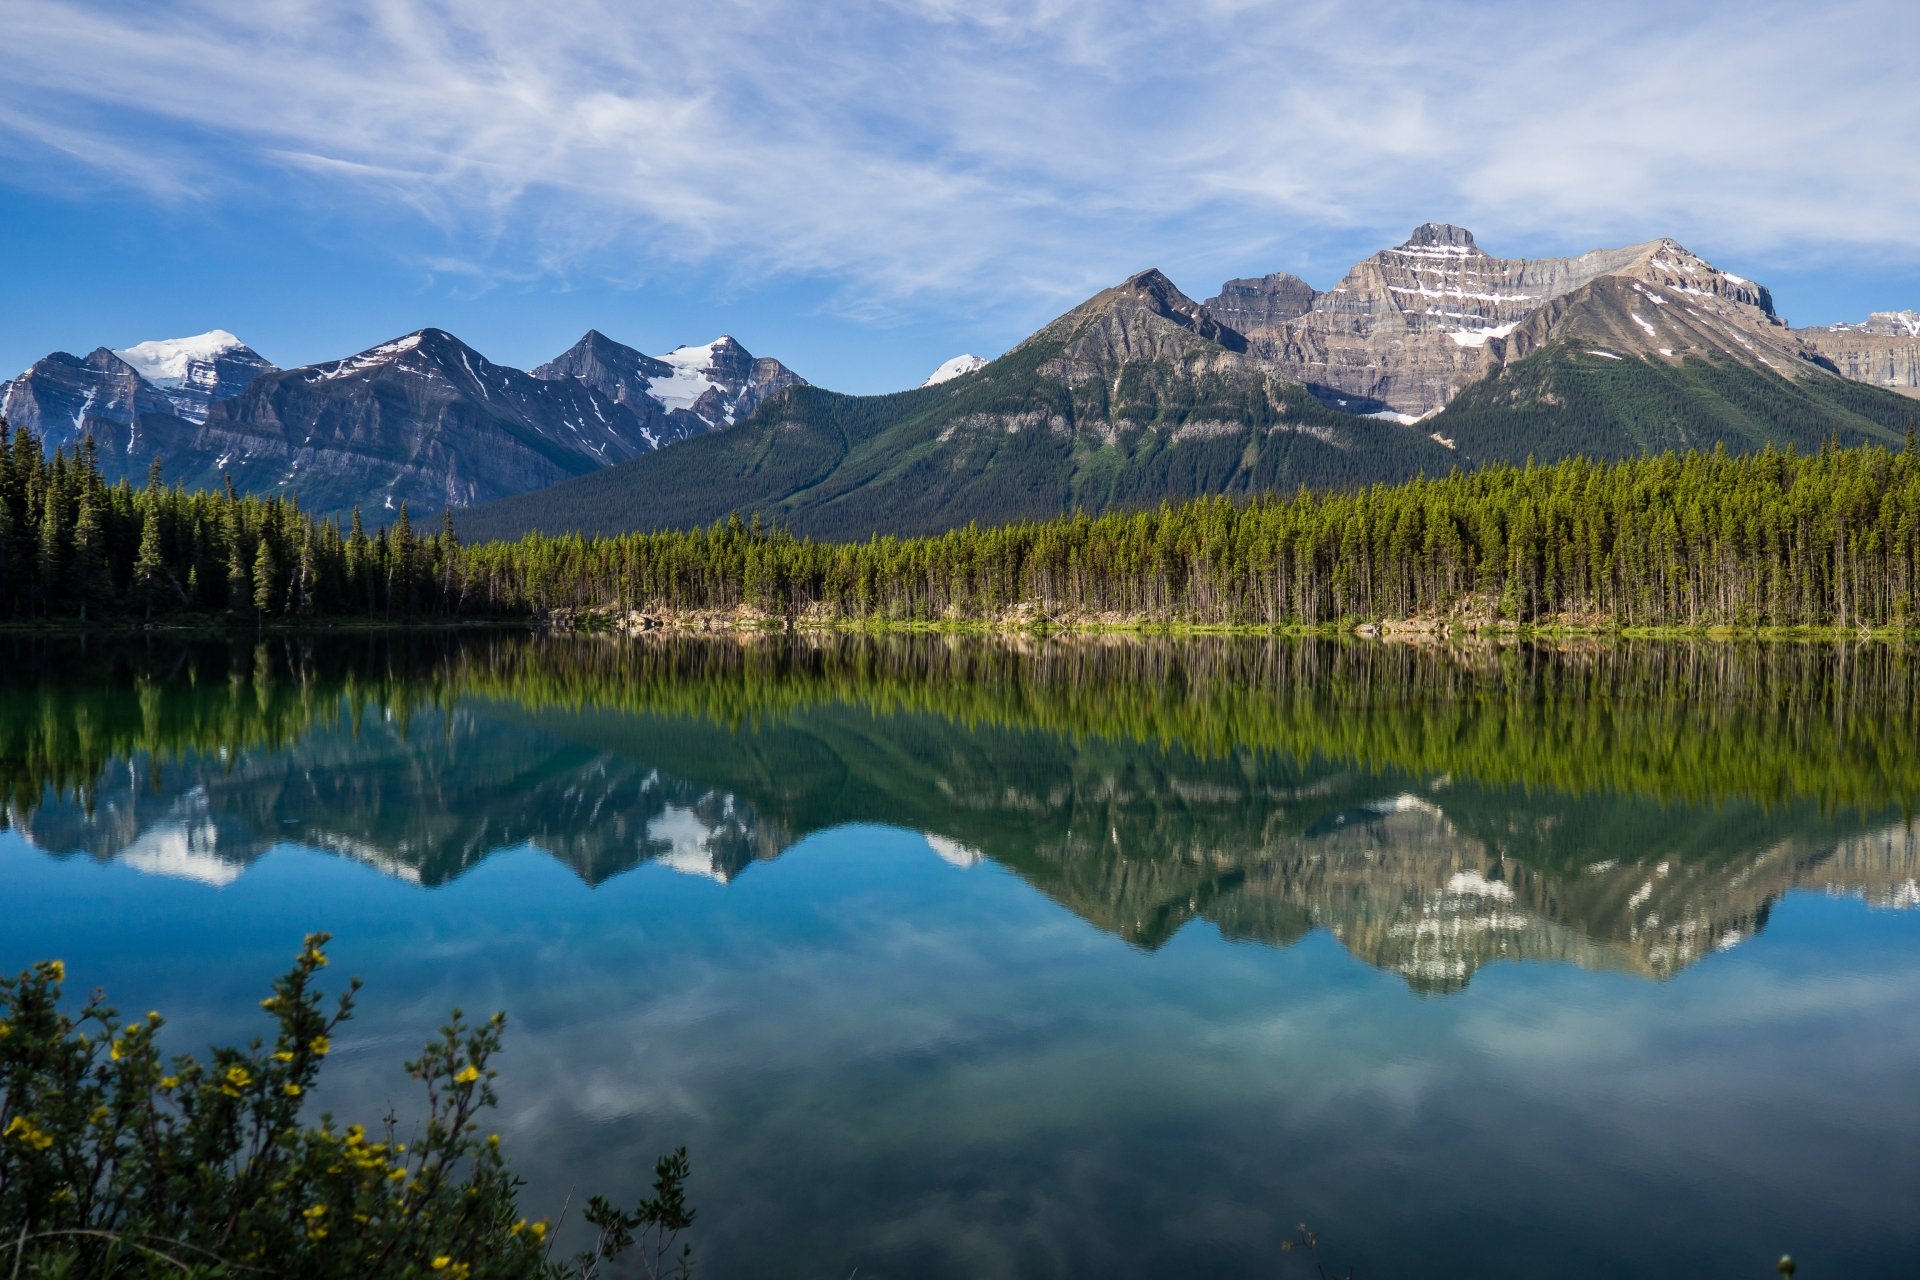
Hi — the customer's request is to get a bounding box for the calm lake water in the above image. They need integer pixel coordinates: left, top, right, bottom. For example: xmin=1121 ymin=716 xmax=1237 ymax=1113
xmin=3 ymin=633 xmax=1917 ymax=1278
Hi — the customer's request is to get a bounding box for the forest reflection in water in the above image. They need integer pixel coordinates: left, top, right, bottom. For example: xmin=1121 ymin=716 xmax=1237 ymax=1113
xmin=3 ymin=630 xmax=1915 ymax=992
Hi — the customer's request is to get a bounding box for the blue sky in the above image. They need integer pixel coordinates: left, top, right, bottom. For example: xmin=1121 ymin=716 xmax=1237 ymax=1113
xmin=3 ymin=0 xmax=1918 ymax=395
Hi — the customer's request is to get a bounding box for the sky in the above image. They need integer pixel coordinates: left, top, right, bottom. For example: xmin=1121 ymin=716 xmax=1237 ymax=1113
xmin=3 ymin=0 xmax=1918 ymax=395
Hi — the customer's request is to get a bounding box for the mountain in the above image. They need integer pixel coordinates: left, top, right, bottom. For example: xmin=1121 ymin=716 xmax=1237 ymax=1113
xmin=1209 ymin=223 xmax=1797 ymax=419
xmin=1198 ymin=224 xmax=1917 ymax=461
xmin=1423 ymin=270 xmax=1918 ymax=460
xmin=186 ymin=328 xmax=673 ymax=516
xmin=533 ymin=330 xmax=803 ymax=446
xmin=0 ymin=346 xmax=200 ymax=481
xmin=2 ymin=326 xmax=801 ymax=519
xmin=923 ymin=354 xmax=988 ymax=386
xmin=456 ymin=268 xmax=1457 ymax=541
xmin=112 ymin=330 xmax=278 ymax=424
xmin=1797 ymin=310 xmax=1920 ymax=400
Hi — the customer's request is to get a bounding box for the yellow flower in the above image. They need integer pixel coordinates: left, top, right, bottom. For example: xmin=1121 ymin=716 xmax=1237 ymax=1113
xmin=260 ymin=997 xmax=280 ymax=1011
xmin=487 ymin=1133 xmax=500 ymax=1148
xmin=159 ymin=1076 xmax=179 ymax=1090
xmin=310 ymin=1036 xmax=330 ymax=1057
xmin=528 ymin=1221 xmax=548 ymax=1241
xmin=45 ymin=960 xmax=65 ymax=982
xmin=0 ymin=1023 xmax=11 ymax=1041
xmin=110 ymin=1040 xmax=125 ymax=1062
xmin=89 ymin=1106 xmax=109 ymax=1126
xmin=284 ymin=1083 xmax=303 ymax=1097
xmin=302 ymin=1205 xmax=327 ymax=1221
xmin=509 ymin=1219 xmax=527 ymax=1235
xmin=453 ymin=1064 xmax=480 ymax=1085
xmin=273 ymin=1050 xmax=295 ymax=1063
xmin=4 ymin=1116 xmax=55 ymax=1152
xmin=431 ymin=1258 xmax=452 ymax=1271
xmin=225 ymin=1065 xmax=253 ymax=1089
xmin=387 ymin=1168 xmax=406 ymax=1183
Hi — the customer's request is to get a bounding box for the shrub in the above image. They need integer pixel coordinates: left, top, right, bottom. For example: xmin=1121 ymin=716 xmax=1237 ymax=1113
xmin=0 ymin=935 xmax=692 ymax=1279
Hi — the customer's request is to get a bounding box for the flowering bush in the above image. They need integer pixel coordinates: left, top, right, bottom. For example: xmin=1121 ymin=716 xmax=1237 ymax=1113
xmin=0 ymin=936 xmax=692 ymax=1279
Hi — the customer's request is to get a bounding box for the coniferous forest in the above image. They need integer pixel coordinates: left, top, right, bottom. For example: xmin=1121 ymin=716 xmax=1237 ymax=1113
xmin=3 ymin=419 xmax=1919 ymax=630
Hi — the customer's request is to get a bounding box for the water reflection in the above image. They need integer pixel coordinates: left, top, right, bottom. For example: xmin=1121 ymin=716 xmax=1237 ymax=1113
xmin=5 ymin=632 xmax=1915 ymax=991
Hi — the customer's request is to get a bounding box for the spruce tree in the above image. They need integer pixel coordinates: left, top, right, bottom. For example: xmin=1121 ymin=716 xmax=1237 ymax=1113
xmin=68 ymin=489 xmax=109 ymax=622
xmin=252 ymin=535 xmax=277 ymax=618
xmin=132 ymin=504 xmax=167 ymax=622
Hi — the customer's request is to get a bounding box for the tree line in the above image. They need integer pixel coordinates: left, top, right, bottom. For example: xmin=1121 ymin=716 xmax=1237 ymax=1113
xmin=3 ymin=418 xmax=1918 ymax=629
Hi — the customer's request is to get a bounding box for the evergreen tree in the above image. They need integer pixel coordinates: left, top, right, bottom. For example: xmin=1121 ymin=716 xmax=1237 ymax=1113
xmin=132 ymin=503 xmax=167 ymax=622
xmin=253 ymin=532 xmax=278 ymax=618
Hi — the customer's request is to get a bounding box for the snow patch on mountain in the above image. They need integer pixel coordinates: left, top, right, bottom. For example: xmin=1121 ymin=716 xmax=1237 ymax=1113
xmin=113 ymin=330 xmax=246 ymax=387
xmin=1446 ymin=322 xmax=1517 ymax=348
xmin=650 ymin=340 xmax=727 ymax=414
xmin=313 ymin=334 xmax=424 ymax=381
xmin=924 ymin=354 xmax=989 ymax=386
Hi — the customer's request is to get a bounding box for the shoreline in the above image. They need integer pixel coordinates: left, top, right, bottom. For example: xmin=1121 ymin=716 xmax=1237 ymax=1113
xmin=4 ymin=613 xmax=1918 ymax=643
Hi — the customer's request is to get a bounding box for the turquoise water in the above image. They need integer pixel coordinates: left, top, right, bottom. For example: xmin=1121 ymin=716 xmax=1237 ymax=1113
xmin=3 ymin=634 xmax=1917 ymax=1277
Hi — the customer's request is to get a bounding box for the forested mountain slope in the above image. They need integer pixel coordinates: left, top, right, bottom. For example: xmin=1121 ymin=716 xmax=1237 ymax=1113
xmin=458 ymin=270 xmax=1457 ymax=540
xmin=1410 ymin=263 xmax=1919 ymax=460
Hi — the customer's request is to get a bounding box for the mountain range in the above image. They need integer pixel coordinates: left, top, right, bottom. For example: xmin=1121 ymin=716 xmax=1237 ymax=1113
xmin=461 ymin=227 xmax=1920 ymax=540
xmin=0 ymin=327 xmax=801 ymax=517
xmin=6 ymin=224 xmax=1916 ymax=534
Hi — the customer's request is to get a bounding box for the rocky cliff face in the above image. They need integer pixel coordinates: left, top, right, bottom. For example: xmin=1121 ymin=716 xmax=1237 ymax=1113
xmin=1214 ymin=225 xmax=1821 ymax=419
xmin=1797 ymin=311 xmax=1920 ymax=399
xmin=0 ymin=347 xmax=199 ymax=480
xmin=1203 ymin=272 xmax=1318 ymax=334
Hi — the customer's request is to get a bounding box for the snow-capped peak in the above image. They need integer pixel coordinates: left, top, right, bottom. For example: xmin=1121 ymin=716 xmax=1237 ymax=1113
xmin=113 ymin=330 xmax=247 ymax=387
xmin=923 ymin=354 xmax=988 ymax=387
xmin=649 ymin=338 xmax=728 ymax=413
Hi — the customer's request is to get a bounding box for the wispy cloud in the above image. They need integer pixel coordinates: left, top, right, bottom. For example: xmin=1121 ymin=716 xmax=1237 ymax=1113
xmin=3 ymin=0 xmax=1915 ymax=320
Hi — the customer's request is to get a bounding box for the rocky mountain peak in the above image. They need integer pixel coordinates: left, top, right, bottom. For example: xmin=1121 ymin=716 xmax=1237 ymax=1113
xmin=1401 ymin=223 xmax=1481 ymax=252
xmin=1219 ymin=225 xmax=1815 ymax=416
xmin=1204 ymin=273 xmax=1318 ymax=334
xmin=1104 ymin=268 xmax=1248 ymax=352
xmin=1019 ymin=267 xmax=1254 ymax=384
xmin=83 ymin=346 xmax=137 ymax=374
xmin=1821 ymin=309 xmax=1920 ymax=338
xmin=1797 ymin=307 xmax=1920 ymax=398
xmin=1616 ymin=240 xmax=1777 ymax=318
xmin=0 ymin=346 xmax=192 ymax=473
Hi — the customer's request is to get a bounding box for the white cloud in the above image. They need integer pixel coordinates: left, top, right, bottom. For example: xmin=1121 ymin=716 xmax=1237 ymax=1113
xmin=2 ymin=0 xmax=1915 ymax=318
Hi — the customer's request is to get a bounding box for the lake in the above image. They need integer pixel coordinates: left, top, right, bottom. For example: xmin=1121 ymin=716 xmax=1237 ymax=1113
xmin=3 ymin=632 xmax=1917 ymax=1278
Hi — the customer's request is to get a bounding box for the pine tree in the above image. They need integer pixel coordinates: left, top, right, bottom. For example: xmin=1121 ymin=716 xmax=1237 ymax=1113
xmin=68 ymin=488 xmax=109 ymax=622
xmin=132 ymin=504 xmax=167 ymax=622
xmin=253 ymin=535 xmax=277 ymax=618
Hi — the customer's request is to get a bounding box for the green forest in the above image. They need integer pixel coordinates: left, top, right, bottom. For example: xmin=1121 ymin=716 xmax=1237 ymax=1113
xmin=3 ymin=419 xmax=1918 ymax=630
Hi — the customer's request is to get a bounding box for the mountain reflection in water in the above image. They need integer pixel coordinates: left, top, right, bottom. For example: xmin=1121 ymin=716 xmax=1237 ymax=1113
xmin=5 ymin=632 xmax=1915 ymax=993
